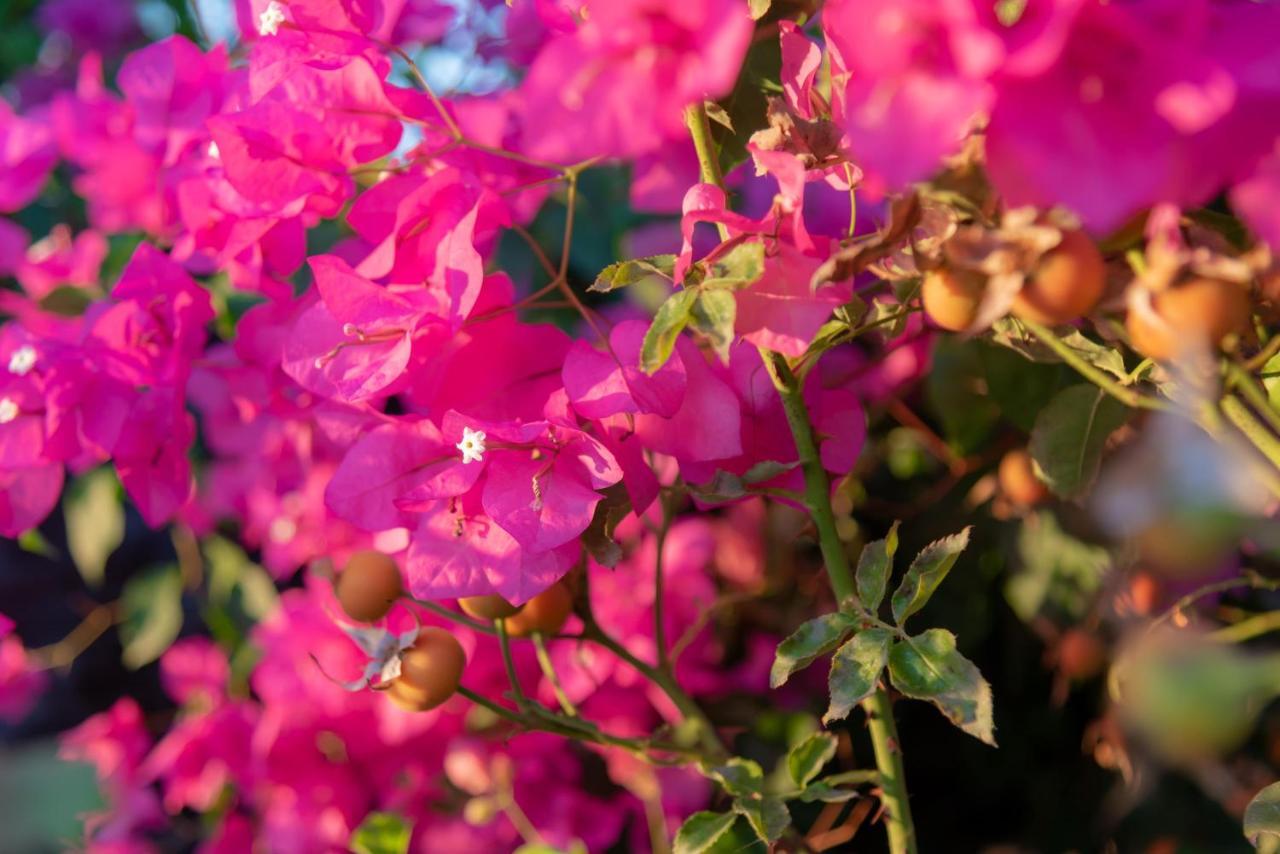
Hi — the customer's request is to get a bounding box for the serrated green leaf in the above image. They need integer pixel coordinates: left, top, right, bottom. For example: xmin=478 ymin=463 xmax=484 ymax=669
xmin=888 ymin=629 xmax=996 ymax=745
xmin=890 ymin=527 xmax=971 ymax=625
xmin=640 ymin=288 xmax=699 ymax=374
xmin=824 ymin=628 xmax=892 ymax=724
xmin=704 ymin=100 xmax=735 ymax=131
xmin=65 ymin=468 xmax=123 ymax=588
xmin=674 ymin=811 xmax=740 ymax=854
xmin=705 ymin=758 xmax=765 ymax=797
xmin=350 ymin=811 xmax=412 ymax=854
xmin=590 ymin=255 xmax=676 ymax=293
xmin=855 ymin=521 xmax=899 ymax=612
xmin=119 ymin=564 xmax=184 ymax=669
xmin=787 ymin=732 xmax=838 ymax=788
xmin=689 ymin=470 xmax=746 ymax=504
xmin=1028 ymin=384 xmax=1130 ymax=499
xmin=691 ymin=288 xmax=736 ymax=362
xmin=733 ymin=795 xmax=789 ymax=844
xmin=771 ymin=612 xmax=859 ymax=688
xmin=1244 ymin=781 xmax=1280 ymax=848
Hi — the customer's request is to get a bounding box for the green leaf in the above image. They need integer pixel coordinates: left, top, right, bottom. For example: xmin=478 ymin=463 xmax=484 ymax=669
xmin=119 ymin=563 xmax=184 ymax=669
xmin=926 ymin=337 xmax=1000 ymax=453
xmin=747 ymin=0 xmax=772 ymax=20
xmin=689 ymin=470 xmax=747 ymax=504
xmin=65 ymin=468 xmax=124 ymax=588
xmin=797 ymin=781 xmax=861 ymax=803
xmin=787 ymin=732 xmax=838 ymax=788
xmin=771 ymin=612 xmax=859 ymax=688
xmin=1028 ymin=384 xmax=1130 ymax=499
xmin=988 ymin=319 xmax=1128 ymax=382
xmin=704 ymin=100 xmax=735 ymax=132
xmin=1245 ymin=782 xmax=1280 ymax=848
xmin=37 ymin=286 xmax=95 ymax=317
xmin=704 ymin=757 xmax=765 ymax=797
xmin=890 ymin=527 xmax=972 ymax=625
xmin=205 ymin=536 xmax=279 ymax=621
xmin=674 ymin=811 xmax=740 ymax=854
xmin=733 ymin=795 xmax=789 ymax=844
xmin=690 ymin=288 xmax=737 ymax=362
xmin=888 ymin=629 xmax=996 ymax=745
xmin=712 ymin=37 xmax=781 ymax=176
xmin=350 ymin=811 xmax=413 ymax=854
xmin=1005 ymin=512 xmax=1108 ymax=622
xmin=824 ymin=628 xmax=893 ymax=724
xmin=18 ymin=529 xmax=59 ymax=560
xmin=640 ymin=287 xmax=699 ymax=374
xmin=855 ymin=521 xmax=900 ymax=612
xmin=698 ymin=241 xmax=765 ymax=291
xmin=590 ymin=255 xmax=676 ymax=294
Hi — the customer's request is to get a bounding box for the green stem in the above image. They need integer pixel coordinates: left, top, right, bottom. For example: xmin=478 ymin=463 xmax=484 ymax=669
xmin=1019 ymin=317 xmax=1170 ymax=412
xmin=654 ymin=496 xmax=673 ymax=671
xmin=495 ymin=619 xmax=531 ymax=712
xmin=684 ymin=104 xmax=731 ymax=242
xmin=757 ymin=348 xmax=916 ymax=854
xmin=584 ymin=622 xmax=728 ymax=761
xmin=1226 ymin=362 xmax=1280 ymax=436
xmin=532 ymin=632 xmax=578 ymax=717
xmin=866 ymin=690 xmax=917 ymax=854
xmin=1208 ymin=610 xmax=1280 ymax=644
xmin=684 ymin=93 xmax=915 ymax=853
xmin=1221 ymin=395 xmax=1280 ymax=494
xmin=759 ymin=349 xmax=856 ymax=604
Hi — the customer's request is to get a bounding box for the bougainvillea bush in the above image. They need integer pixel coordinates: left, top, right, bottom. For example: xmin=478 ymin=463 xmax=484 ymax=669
xmin=3 ymin=0 xmax=1280 ymax=850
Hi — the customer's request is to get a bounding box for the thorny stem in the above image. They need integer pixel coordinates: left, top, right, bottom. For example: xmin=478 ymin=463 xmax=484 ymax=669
xmin=758 ymin=348 xmax=917 ymax=854
xmin=684 ymin=97 xmax=916 ymax=852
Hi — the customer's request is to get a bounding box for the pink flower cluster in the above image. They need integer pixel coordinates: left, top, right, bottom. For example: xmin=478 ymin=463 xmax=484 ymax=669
xmin=60 ymin=513 xmax=771 ymax=852
xmin=821 ymin=0 xmax=1280 ymax=234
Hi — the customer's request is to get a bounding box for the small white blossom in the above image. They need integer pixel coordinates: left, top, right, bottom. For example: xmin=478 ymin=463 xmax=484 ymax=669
xmin=269 ymin=517 xmax=297 ymax=543
xmin=0 ymin=397 xmax=17 ymax=425
xmin=7 ymin=346 xmax=36 ymax=377
xmin=258 ymin=0 xmax=286 ymax=36
xmin=208 ymin=141 xmax=220 ymax=160
xmin=456 ymin=426 xmax=487 ymax=464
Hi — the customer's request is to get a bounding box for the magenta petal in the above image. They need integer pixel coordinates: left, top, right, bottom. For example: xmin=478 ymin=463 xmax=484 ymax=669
xmin=325 ymin=419 xmax=456 ymax=531
xmin=0 ymin=463 xmax=63 ymax=536
xmin=482 ymin=452 xmax=602 ymax=553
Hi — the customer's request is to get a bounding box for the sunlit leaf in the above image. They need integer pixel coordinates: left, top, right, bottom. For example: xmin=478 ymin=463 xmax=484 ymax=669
xmin=824 ymin=628 xmax=892 ymax=724
xmin=890 ymin=528 xmax=971 ymax=625
xmin=888 ymin=629 xmax=996 ymax=745
xmin=771 ymin=612 xmax=859 ymax=688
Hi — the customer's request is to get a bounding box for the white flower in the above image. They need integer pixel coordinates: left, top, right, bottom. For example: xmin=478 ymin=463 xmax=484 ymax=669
xmin=7 ymin=346 xmax=36 ymax=377
xmin=0 ymin=397 xmax=18 ymax=425
xmin=456 ymin=426 xmax=487 ymax=464
xmin=208 ymin=141 xmax=220 ymax=160
xmin=258 ymin=0 xmax=286 ymax=36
